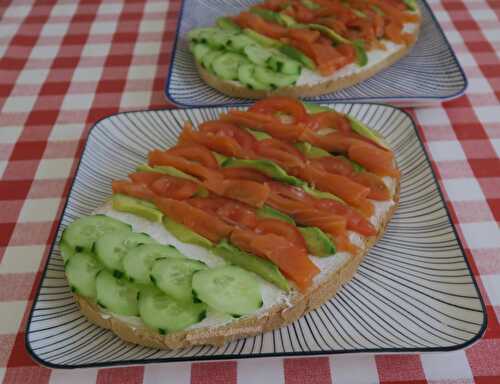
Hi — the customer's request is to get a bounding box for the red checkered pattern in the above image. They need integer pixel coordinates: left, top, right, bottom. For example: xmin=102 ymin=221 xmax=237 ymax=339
xmin=0 ymin=0 xmax=499 ymax=383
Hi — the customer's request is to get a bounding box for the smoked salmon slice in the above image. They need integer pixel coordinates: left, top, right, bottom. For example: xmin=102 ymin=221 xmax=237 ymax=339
xmin=129 ymin=172 xmax=200 ymax=200
xmin=165 ymin=143 xmax=219 ymax=169
xmin=294 ymin=165 xmax=371 ymax=206
xmin=154 ymin=197 xmax=232 ymax=243
xmin=218 ymin=179 xmax=270 ymax=208
xmin=148 ymin=150 xmax=224 ymax=186
xmin=255 ymin=138 xmax=305 ymax=169
xmin=221 ymin=167 xmax=272 ymax=183
xmin=312 ymin=157 xmax=391 ymax=201
xmin=220 ymin=110 xmax=305 ymax=141
xmin=230 ymin=228 xmax=319 ymax=291
xmin=348 ymin=143 xmax=399 ymax=178
xmin=179 ymin=122 xmax=248 ymax=158
xmin=112 ymin=180 xmax=155 ymax=201
xmin=199 ymin=120 xmax=258 ymax=154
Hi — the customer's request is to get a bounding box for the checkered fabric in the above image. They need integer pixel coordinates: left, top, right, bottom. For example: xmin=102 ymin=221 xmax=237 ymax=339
xmin=0 ymin=0 xmax=498 ymax=383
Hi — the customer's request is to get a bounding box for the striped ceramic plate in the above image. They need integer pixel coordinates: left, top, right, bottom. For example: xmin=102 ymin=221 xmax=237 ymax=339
xmin=26 ymin=103 xmax=485 ymax=368
xmin=165 ymin=0 xmax=466 ymax=107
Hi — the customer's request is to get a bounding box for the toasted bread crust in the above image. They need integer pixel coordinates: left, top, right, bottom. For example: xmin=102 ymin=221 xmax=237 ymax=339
xmin=75 ymin=181 xmax=400 ymax=349
xmin=195 ymin=12 xmax=421 ymax=99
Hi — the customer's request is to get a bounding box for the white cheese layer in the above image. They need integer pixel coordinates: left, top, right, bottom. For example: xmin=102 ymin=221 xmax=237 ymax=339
xmin=92 ymin=179 xmax=395 ymax=331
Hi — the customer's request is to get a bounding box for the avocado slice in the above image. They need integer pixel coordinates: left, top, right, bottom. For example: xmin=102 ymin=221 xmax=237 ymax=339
xmin=308 ymin=23 xmax=350 ymax=45
xmin=163 ymin=217 xmax=213 ymax=249
xmin=353 ymin=40 xmax=368 ymax=66
xmin=295 ymin=142 xmax=331 ymax=158
xmin=213 ymin=240 xmax=290 ymax=291
xmin=222 ymin=158 xmax=305 ymax=186
xmin=301 ymin=184 xmax=345 ymax=204
xmin=402 ymin=0 xmax=417 ymax=11
xmin=256 ymin=205 xmax=295 ymax=224
xmin=302 ymin=102 xmax=331 ymax=114
xmin=250 ymin=7 xmax=282 ymax=24
xmin=347 ymin=116 xmax=391 ymax=151
xmin=112 ymin=194 xmax=163 ymax=222
xmin=246 ymin=128 xmax=272 ymax=141
xmin=299 ymin=227 xmax=336 ymax=256
xmin=212 ymin=151 xmax=228 ymax=166
xmin=300 ymin=0 xmax=320 ymax=10
xmin=243 ymin=28 xmax=283 ymax=48
xmin=136 ymin=164 xmax=198 ymax=182
xmin=216 ymin=17 xmax=242 ymax=33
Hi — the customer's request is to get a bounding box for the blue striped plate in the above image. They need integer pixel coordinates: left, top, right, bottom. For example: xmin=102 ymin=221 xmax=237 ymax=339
xmin=165 ymin=0 xmax=466 ymax=107
xmin=26 ymin=103 xmax=484 ymax=368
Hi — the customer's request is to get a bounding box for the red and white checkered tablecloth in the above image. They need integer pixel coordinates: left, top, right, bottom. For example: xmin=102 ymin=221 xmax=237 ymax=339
xmin=0 ymin=0 xmax=499 ymax=383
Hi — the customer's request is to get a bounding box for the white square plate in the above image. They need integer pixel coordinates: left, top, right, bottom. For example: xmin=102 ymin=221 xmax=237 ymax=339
xmin=26 ymin=103 xmax=485 ymax=368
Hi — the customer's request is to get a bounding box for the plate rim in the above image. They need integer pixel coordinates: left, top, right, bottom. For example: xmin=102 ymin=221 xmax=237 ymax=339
xmin=25 ymin=102 xmax=486 ymax=369
xmin=163 ymin=0 xmax=468 ymax=108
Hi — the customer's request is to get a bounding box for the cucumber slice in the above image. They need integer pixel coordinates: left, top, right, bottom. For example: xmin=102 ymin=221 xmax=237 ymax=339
xmin=150 ymin=258 xmax=207 ymax=302
xmin=65 ymin=252 xmax=102 ymax=298
xmin=139 ymin=287 xmax=207 ymax=333
xmin=207 ymin=30 xmax=235 ymax=49
xmin=244 ymin=45 xmax=273 ymax=66
xmin=95 ymin=231 xmax=157 ymax=275
xmin=254 ymin=66 xmax=298 ymax=89
xmin=192 ymin=266 xmax=263 ymax=316
xmin=60 ymin=241 xmax=75 ymax=263
xmin=187 ymin=27 xmax=219 ymax=44
xmin=123 ymin=244 xmax=185 ymax=285
xmin=267 ymin=55 xmax=302 ymax=75
xmin=96 ymin=270 xmax=140 ymax=316
xmin=212 ymin=52 xmax=248 ymax=81
xmin=238 ymin=64 xmax=271 ymax=91
xmin=190 ymin=43 xmax=212 ymax=63
xmin=62 ymin=215 xmax=131 ymax=253
xmin=225 ymin=34 xmax=257 ymax=53
xmin=201 ymin=50 xmax=223 ymax=72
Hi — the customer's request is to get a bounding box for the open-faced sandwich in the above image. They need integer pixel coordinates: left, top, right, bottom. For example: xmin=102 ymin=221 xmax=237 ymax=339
xmin=188 ymin=0 xmax=421 ymax=98
xmin=60 ymin=97 xmax=400 ymax=349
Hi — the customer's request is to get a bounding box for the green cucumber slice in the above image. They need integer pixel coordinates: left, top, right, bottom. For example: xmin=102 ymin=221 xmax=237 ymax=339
xmin=267 ymin=55 xmax=302 ymax=75
xmin=244 ymin=45 xmax=273 ymax=66
xmin=61 ymin=215 xmax=131 ymax=253
xmin=150 ymin=258 xmax=207 ymax=302
xmin=192 ymin=265 xmax=263 ymax=316
xmin=207 ymin=30 xmax=235 ymax=49
xmin=238 ymin=63 xmax=271 ymax=91
xmin=123 ymin=244 xmax=185 ymax=285
xmin=60 ymin=241 xmax=75 ymax=263
xmin=96 ymin=270 xmax=140 ymax=316
xmin=95 ymin=231 xmax=157 ymax=275
xmin=187 ymin=27 xmax=219 ymax=44
xmin=225 ymin=34 xmax=257 ymax=53
xmin=139 ymin=287 xmax=207 ymax=333
xmin=254 ymin=66 xmax=298 ymax=89
xmin=212 ymin=52 xmax=248 ymax=81
xmin=65 ymin=252 xmax=102 ymax=298
xmin=191 ymin=43 xmax=212 ymax=63
xmin=201 ymin=50 xmax=223 ymax=72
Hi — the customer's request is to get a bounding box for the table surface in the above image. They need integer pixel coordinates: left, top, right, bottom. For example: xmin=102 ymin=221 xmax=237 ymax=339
xmin=0 ymin=0 xmax=499 ymax=383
